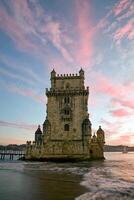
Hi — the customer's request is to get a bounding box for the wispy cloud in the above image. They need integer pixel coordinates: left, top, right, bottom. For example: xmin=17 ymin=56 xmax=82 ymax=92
xmin=0 ymin=80 xmax=45 ymax=104
xmin=109 ymin=108 xmax=132 ymax=117
xmin=8 ymin=84 xmax=45 ymax=104
xmin=113 ymin=0 xmax=132 ymax=16
xmin=0 ymin=54 xmax=44 ymax=85
xmin=74 ymin=0 xmax=94 ymax=66
xmin=90 ymin=71 xmax=134 ymax=112
xmin=0 ymin=0 xmax=73 ymax=63
xmin=100 ymin=118 xmax=134 ymax=146
xmin=40 ymin=20 xmax=73 ymax=62
xmin=95 ymin=0 xmax=134 ymax=45
xmin=0 ymin=1 xmax=41 ymax=55
xmin=0 ymin=120 xmax=37 ymax=131
xmin=0 ymin=67 xmax=35 ymax=86
xmin=112 ymin=98 xmax=134 ymax=110
xmin=114 ymin=20 xmax=134 ymax=44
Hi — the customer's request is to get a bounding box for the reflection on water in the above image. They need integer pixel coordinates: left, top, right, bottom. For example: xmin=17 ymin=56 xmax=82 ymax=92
xmin=0 ymin=152 xmax=134 ymax=200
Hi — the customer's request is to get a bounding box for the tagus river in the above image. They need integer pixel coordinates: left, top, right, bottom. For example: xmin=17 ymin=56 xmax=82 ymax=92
xmin=0 ymin=152 xmax=134 ymax=200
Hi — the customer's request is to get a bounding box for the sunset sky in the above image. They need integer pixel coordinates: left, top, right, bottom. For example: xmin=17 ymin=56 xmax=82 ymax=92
xmin=0 ymin=0 xmax=134 ymax=146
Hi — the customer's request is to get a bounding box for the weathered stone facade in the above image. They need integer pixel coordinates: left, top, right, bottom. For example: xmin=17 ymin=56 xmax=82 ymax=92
xmin=25 ymin=69 xmax=105 ymax=161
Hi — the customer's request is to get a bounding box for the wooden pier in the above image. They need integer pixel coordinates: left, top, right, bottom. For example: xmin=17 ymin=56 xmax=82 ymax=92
xmin=0 ymin=150 xmax=25 ymax=160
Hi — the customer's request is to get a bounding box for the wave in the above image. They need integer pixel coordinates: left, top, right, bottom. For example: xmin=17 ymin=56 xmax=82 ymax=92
xmin=0 ymin=161 xmax=89 ymax=175
xmin=76 ymin=166 xmax=134 ymax=200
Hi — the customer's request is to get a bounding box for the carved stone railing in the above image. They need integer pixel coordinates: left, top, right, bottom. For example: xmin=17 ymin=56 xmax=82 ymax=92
xmin=46 ymin=87 xmax=89 ymax=96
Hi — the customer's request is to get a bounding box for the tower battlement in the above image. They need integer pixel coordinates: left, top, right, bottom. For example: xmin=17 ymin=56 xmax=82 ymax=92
xmin=56 ymin=73 xmax=79 ymax=78
xmin=51 ymin=68 xmax=84 ymax=79
xmin=50 ymin=69 xmax=85 ymax=89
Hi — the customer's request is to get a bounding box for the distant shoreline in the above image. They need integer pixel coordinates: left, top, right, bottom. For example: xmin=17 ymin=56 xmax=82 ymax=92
xmin=0 ymin=144 xmax=134 ymax=152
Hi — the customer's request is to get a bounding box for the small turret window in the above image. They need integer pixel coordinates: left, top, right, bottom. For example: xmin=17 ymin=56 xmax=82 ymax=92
xmin=64 ymin=97 xmax=70 ymax=104
xmin=66 ymin=83 xmax=70 ymax=89
xmin=64 ymin=124 xmax=69 ymax=131
xmin=64 ymin=109 xmax=70 ymax=115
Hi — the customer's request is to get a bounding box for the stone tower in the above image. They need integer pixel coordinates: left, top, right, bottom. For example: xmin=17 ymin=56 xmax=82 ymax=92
xmin=26 ymin=69 xmax=105 ymax=161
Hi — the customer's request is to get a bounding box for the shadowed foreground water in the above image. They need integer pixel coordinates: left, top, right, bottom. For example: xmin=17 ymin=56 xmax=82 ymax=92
xmin=0 ymin=152 xmax=134 ymax=200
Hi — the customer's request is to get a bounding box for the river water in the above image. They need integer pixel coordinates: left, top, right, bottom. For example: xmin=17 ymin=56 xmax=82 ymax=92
xmin=0 ymin=152 xmax=134 ymax=200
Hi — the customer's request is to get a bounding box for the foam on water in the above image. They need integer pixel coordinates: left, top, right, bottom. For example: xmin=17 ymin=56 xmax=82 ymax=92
xmin=0 ymin=161 xmax=25 ymax=172
xmin=23 ymin=162 xmax=89 ymax=175
xmin=76 ymin=154 xmax=134 ymax=200
xmin=0 ymin=160 xmax=89 ymax=176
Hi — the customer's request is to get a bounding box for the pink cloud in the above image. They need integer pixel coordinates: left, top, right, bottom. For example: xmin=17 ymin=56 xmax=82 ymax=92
xmin=94 ymin=0 xmax=134 ymax=48
xmin=74 ymin=0 xmax=94 ymax=66
xmin=113 ymin=0 xmax=132 ymax=16
xmin=100 ymin=118 xmax=123 ymax=132
xmin=90 ymin=71 xmax=134 ymax=112
xmin=0 ymin=1 xmax=44 ymax=56
xmin=109 ymin=108 xmax=131 ymax=117
xmin=117 ymin=2 xmax=134 ymax=21
xmin=0 ymin=0 xmax=73 ymax=63
xmin=41 ymin=21 xmax=73 ymax=62
xmin=100 ymin=118 xmax=134 ymax=146
xmin=112 ymin=99 xmax=134 ymax=110
xmin=91 ymin=72 xmax=124 ymax=98
xmin=100 ymin=119 xmax=122 ymax=144
xmin=106 ymin=137 xmax=128 ymax=146
xmin=107 ymin=134 xmax=134 ymax=146
xmin=114 ymin=20 xmax=134 ymax=44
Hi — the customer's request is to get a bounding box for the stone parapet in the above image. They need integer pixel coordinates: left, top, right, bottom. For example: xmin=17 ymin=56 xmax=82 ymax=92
xmin=46 ymin=87 xmax=89 ymax=96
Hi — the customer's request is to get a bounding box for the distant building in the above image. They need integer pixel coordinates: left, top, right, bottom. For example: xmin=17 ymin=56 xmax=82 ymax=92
xmin=26 ymin=69 xmax=105 ymax=161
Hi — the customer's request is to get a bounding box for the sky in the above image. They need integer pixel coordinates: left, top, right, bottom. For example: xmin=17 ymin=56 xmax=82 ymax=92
xmin=0 ymin=0 xmax=134 ymax=146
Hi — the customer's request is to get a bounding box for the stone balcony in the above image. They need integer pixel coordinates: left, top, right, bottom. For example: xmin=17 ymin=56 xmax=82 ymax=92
xmin=46 ymin=87 xmax=89 ymax=96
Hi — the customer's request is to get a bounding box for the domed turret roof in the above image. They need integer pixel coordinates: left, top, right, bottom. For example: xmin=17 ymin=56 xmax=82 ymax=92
xmin=97 ymin=126 xmax=104 ymax=134
xmin=79 ymin=68 xmax=84 ymax=73
xmin=51 ymin=69 xmax=56 ymax=74
xmin=43 ymin=119 xmax=50 ymax=125
xmin=35 ymin=125 xmax=42 ymax=135
xmin=83 ymin=117 xmax=92 ymax=125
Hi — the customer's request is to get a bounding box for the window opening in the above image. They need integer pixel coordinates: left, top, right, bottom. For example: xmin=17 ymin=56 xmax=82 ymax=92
xmin=64 ymin=124 xmax=69 ymax=131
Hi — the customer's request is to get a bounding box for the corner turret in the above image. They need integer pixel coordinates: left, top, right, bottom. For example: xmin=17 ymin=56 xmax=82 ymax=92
xmin=35 ymin=125 xmax=42 ymax=144
xmin=79 ymin=68 xmax=84 ymax=77
xmin=51 ymin=69 xmax=56 ymax=78
xmin=97 ymin=126 xmax=105 ymax=143
xmin=51 ymin=69 xmax=56 ymax=88
xmin=92 ymin=132 xmax=97 ymax=142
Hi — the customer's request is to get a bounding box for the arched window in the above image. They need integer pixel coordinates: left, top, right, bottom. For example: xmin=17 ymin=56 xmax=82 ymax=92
xmin=64 ymin=96 xmax=70 ymax=104
xmin=64 ymin=109 xmax=70 ymax=115
xmin=67 ymin=110 xmax=69 ymax=115
xmin=66 ymin=83 xmax=70 ymax=89
xmin=64 ymin=124 xmax=69 ymax=131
